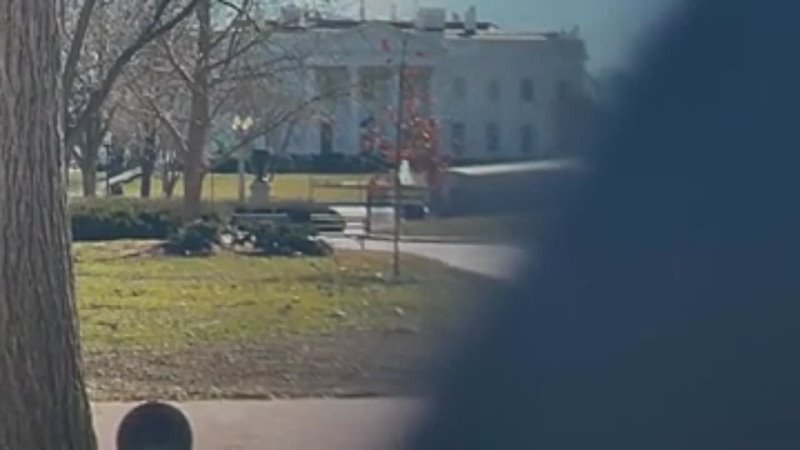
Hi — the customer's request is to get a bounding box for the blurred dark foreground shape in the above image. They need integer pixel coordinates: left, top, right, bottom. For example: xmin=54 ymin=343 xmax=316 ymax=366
xmin=413 ymin=0 xmax=800 ymax=449
xmin=116 ymin=402 xmax=192 ymax=450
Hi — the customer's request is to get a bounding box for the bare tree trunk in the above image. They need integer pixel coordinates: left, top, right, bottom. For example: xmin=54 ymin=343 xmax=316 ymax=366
xmin=140 ymin=123 xmax=158 ymax=198
xmin=184 ymin=92 xmax=209 ymax=211
xmin=161 ymin=144 xmax=180 ymax=198
xmin=78 ymin=112 xmax=104 ymax=197
xmin=164 ymin=174 xmax=179 ymax=198
xmin=80 ymin=159 xmax=98 ymax=198
xmin=141 ymin=166 xmax=154 ymax=198
xmin=183 ymin=0 xmax=212 ymax=218
xmin=0 ymin=1 xmax=97 ymax=448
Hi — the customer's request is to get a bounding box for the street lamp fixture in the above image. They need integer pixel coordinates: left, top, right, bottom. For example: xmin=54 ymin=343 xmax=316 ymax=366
xmin=232 ymin=115 xmax=254 ymax=203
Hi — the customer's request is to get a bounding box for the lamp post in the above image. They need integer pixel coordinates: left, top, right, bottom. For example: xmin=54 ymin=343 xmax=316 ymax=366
xmin=232 ymin=115 xmax=254 ymax=203
xmin=392 ymin=36 xmax=409 ymax=278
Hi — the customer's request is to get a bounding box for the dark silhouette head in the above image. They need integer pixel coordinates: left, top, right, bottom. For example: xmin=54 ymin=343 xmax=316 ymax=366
xmin=116 ymin=402 xmax=193 ymax=450
xmin=413 ymin=0 xmax=800 ymax=449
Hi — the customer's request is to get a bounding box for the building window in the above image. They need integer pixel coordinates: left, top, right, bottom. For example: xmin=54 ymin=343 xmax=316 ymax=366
xmin=316 ymin=66 xmax=350 ymax=98
xmin=488 ymin=79 xmax=501 ymax=102
xmin=451 ymin=122 xmax=466 ymax=155
xmin=520 ymin=124 xmax=536 ymax=155
xmin=359 ymin=67 xmax=392 ymax=103
xmin=320 ymin=122 xmax=333 ymax=154
xmin=402 ymin=66 xmax=433 ymax=115
xmin=521 ymin=79 xmax=535 ymax=102
xmin=453 ymin=77 xmax=466 ymax=99
xmin=486 ymin=122 xmax=500 ymax=153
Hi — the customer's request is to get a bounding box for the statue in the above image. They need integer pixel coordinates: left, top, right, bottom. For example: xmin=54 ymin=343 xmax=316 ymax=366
xmin=249 ymin=148 xmax=272 ymax=205
xmin=251 ymin=148 xmax=271 ymax=181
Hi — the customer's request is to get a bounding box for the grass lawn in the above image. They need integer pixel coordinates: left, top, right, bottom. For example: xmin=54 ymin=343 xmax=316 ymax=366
xmin=75 ymin=241 xmax=495 ymax=400
xmin=69 ymin=170 xmax=371 ymax=203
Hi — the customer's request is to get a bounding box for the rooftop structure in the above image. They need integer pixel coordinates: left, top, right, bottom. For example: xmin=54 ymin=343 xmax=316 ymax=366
xmin=224 ymin=6 xmax=589 ymax=162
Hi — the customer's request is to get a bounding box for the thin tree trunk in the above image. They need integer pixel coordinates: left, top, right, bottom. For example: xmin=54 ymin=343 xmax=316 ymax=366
xmin=183 ymin=0 xmax=212 ymax=218
xmin=141 ymin=170 xmax=154 ymax=198
xmin=81 ymin=160 xmax=98 ymax=198
xmin=161 ymin=146 xmax=180 ymax=199
xmin=140 ymin=152 xmax=156 ymax=198
xmin=183 ymin=160 xmax=205 ymax=211
xmin=0 ymin=0 xmax=97 ymax=448
xmin=164 ymin=174 xmax=179 ymax=198
xmin=140 ymin=122 xmax=158 ymax=198
xmin=184 ymin=92 xmax=209 ymax=212
xmin=79 ymin=112 xmax=104 ymax=198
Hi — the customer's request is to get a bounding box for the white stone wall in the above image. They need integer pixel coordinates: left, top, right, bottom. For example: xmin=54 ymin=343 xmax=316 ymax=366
xmin=255 ymin=22 xmax=588 ymax=161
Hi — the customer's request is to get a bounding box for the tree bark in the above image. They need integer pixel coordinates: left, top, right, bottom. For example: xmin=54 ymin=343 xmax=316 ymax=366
xmin=78 ymin=113 xmax=104 ymax=198
xmin=0 ymin=0 xmax=97 ymax=448
xmin=183 ymin=0 xmax=212 ymax=218
xmin=164 ymin=174 xmax=179 ymax=198
xmin=161 ymin=145 xmax=180 ymax=198
xmin=184 ymin=92 xmax=209 ymax=211
xmin=141 ymin=164 xmax=154 ymax=198
xmin=140 ymin=123 xmax=158 ymax=199
xmin=80 ymin=159 xmax=98 ymax=198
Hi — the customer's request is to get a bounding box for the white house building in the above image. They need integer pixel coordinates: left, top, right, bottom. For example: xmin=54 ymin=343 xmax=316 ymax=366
xmin=245 ymin=6 xmax=589 ymax=162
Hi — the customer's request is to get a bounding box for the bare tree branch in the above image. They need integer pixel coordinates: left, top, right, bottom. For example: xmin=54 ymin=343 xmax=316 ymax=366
xmin=63 ymin=0 xmax=98 ymax=110
xmin=216 ymin=92 xmax=329 ymax=162
xmin=158 ymin=37 xmax=197 ymax=91
xmin=129 ymin=82 xmax=190 ymax=157
xmin=67 ymin=0 xmax=201 ymax=145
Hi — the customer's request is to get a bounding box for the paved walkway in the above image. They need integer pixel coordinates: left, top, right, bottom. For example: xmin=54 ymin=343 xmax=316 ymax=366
xmin=327 ymin=237 xmax=527 ymax=280
xmin=94 ymin=398 xmax=423 ymax=450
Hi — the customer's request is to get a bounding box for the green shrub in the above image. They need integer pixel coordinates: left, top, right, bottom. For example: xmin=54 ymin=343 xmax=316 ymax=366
xmin=164 ymin=219 xmax=223 ymax=256
xmin=69 ymin=199 xmax=185 ymax=241
xmin=69 ymin=199 xmax=330 ymax=241
xmin=249 ymin=223 xmax=333 ymax=257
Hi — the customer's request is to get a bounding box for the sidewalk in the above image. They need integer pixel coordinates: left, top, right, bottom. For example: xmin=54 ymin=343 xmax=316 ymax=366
xmin=94 ymin=398 xmax=423 ymax=450
xmin=359 ymin=233 xmax=502 ymax=244
xmin=327 ymin=237 xmax=526 ymax=281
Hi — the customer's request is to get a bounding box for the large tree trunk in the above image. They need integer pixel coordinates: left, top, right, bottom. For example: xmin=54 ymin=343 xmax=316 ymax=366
xmin=66 ymin=144 xmax=73 ymax=190
xmin=0 ymin=1 xmax=97 ymax=448
xmin=183 ymin=0 xmax=212 ymax=218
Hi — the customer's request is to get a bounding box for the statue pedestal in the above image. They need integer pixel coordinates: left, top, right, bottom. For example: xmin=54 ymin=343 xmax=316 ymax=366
xmin=249 ymin=179 xmax=271 ymax=206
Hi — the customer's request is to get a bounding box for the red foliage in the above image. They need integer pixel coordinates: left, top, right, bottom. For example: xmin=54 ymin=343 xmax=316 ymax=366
xmin=360 ymin=70 xmax=450 ymax=190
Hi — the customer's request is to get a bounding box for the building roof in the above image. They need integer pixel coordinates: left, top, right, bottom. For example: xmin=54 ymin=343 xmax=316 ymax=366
xmin=447 ymin=159 xmax=585 ymax=177
xmin=259 ymin=18 xmax=577 ymax=43
xmin=445 ymin=31 xmax=569 ymax=42
xmin=264 ymin=18 xmax=498 ymax=32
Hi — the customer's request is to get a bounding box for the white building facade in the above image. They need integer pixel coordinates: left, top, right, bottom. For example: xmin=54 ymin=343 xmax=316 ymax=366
xmin=257 ymin=7 xmax=589 ymax=162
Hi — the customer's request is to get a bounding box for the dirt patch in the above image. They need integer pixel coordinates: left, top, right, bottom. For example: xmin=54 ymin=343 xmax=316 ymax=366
xmin=85 ymin=330 xmax=456 ymax=401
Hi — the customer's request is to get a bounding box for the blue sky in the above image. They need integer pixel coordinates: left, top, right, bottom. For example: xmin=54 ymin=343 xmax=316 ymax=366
xmin=363 ymin=0 xmax=680 ymax=72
